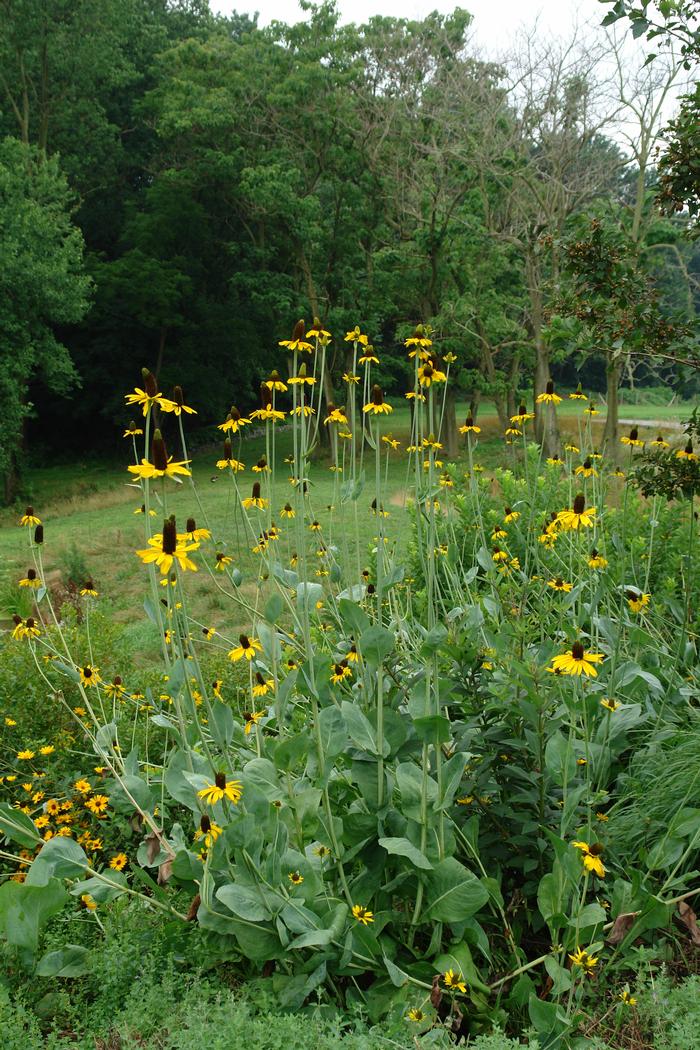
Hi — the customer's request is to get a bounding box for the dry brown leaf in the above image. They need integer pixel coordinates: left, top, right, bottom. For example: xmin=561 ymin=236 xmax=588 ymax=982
xmin=605 ymin=912 xmax=637 ymax=945
xmin=186 ymin=893 xmax=201 ymax=922
xmin=678 ymin=901 xmax=700 ymax=946
xmin=430 ymin=974 xmax=442 ymax=1010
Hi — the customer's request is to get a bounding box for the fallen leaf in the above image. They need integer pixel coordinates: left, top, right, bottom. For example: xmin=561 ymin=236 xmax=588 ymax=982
xmin=678 ymin=901 xmax=700 ymax=946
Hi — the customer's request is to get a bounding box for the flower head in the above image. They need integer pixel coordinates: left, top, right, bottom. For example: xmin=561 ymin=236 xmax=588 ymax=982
xmin=548 ymin=642 xmax=603 ymax=677
xmin=442 ymin=969 xmax=466 ymax=993
xmin=198 ymin=772 xmax=242 ymax=806
xmin=352 ymin=903 xmax=374 ymax=925
xmin=228 ymin=634 xmax=262 ymax=662
xmin=128 ymin=431 xmax=190 ymax=480
xmin=536 ymin=380 xmax=562 ymax=404
xmin=363 ymin=385 xmax=392 ymax=415
xmin=572 ymin=840 xmax=606 ymax=877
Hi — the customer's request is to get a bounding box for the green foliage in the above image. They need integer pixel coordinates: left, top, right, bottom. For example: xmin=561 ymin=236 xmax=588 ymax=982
xmin=0 ymin=137 xmax=90 ymax=484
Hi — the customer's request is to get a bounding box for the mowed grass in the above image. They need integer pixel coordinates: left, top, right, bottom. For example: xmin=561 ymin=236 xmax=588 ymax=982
xmin=0 ymin=398 xmax=692 ymax=627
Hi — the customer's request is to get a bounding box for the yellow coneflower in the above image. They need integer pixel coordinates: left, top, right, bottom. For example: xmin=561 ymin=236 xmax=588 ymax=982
xmin=194 ymin=814 xmax=222 ymax=849
xmin=363 ymin=385 xmax=392 ymax=415
xmin=19 ymin=569 xmax=42 ymax=588
xmin=565 ymin=443 xmax=580 ymax=454
xmin=547 ymin=641 xmax=604 ymax=677
xmin=244 ymin=709 xmax=266 ymax=734
xmin=19 ymin=507 xmax=41 ymax=527
xmin=404 ymin=323 xmax=432 ymax=359
xmin=165 ymin=385 xmax=197 ymax=416
xmin=547 ymin=577 xmax=573 ymax=592
xmin=279 ymin=319 xmax=313 ymax=353
xmin=228 ymin=634 xmax=262 ymax=662
xmin=137 ymin=517 xmax=199 ymax=574
xmin=264 ymin=370 xmax=288 ymax=393
xmin=306 ymin=317 xmax=331 ymax=340
xmin=407 ymin=1008 xmax=425 ymax=1022
xmin=600 ymin=697 xmax=620 ymax=712
xmin=442 ymin=969 xmax=467 ymax=993
xmin=331 ymin=661 xmax=352 ymax=684
xmin=180 ymin=518 xmax=211 ymax=543
xmin=417 ymin=362 xmax=446 ymax=387
xmin=575 ymin=457 xmax=598 ymax=478
xmin=128 ymin=431 xmax=190 ymax=480
xmin=359 ymin=347 xmax=379 ymax=365
xmin=198 ymin=772 xmax=242 ymax=806
xmin=536 ymin=380 xmax=562 ymax=404
xmin=381 ymin=434 xmax=400 ymax=450
xmin=504 ymin=507 xmax=520 ymax=523
xmin=626 ymin=590 xmax=650 ymax=614
xmin=104 ymin=677 xmax=127 ymax=700
xmin=81 ymin=893 xmax=98 ymax=911
xmin=546 ymin=454 xmax=564 ymax=466
xmin=242 ymin=482 xmax=268 ymax=510
xmin=324 ymin=404 xmax=348 ymax=424
xmin=650 ymin=434 xmax=669 ymax=449
xmin=345 ymin=326 xmax=368 ymax=345
xmin=557 ymin=494 xmax=596 ymax=531
xmin=252 ymin=672 xmax=273 ymax=697
xmin=588 ymin=549 xmax=608 ymax=570
xmin=676 ymin=440 xmax=698 ymax=461
xmin=621 ymin=427 xmax=645 ymax=448
xmin=459 ymin=416 xmax=481 ymax=434
xmin=288 ymin=870 xmax=304 ymax=885
xmin=123 ymin=421 xmax=143 ymax=437
xmin=568 ymin=947 xmax=598 ymax=973
xmin=492 ymin=547 xmax=509 ymax=563
xmin=74 ymin=779 xmax=92 ymax=794
xmin=80 ymin=581 xmax=99 ymax=597
xmin=218 ymin=406 xmax=251 ymax=434
xmin=79 ymin=665 xmax=101 ymax=687
xmin=511 ymin=404 xmax=534 ymax=424
xmin=216 ymin=437 xmax=245 ymax=471
xmin=569 ymin=383 xmax=588 ymax=400
xmin=124 ymin=370 xmax=176 ymax=416
xmin=619 ymin=990 xmax=637 ymax=1006
xmin=351 ymin=904 xmax=374 ymax=925
xmin=215 ymin=553 xmax=232 ymax=571
xmin=505 ymin=426 xmax=522 ymax=437
xmin=584 ymin=402 xmax=599 ymax=416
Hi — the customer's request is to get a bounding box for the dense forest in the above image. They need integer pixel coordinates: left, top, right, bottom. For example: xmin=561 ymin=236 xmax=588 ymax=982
xmin=1 ymin=0 xmax=699 ymax=499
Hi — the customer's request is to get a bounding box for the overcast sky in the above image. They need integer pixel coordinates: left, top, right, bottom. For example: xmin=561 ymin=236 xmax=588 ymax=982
xmin=211 ymin=0 xmax=616 ymax=54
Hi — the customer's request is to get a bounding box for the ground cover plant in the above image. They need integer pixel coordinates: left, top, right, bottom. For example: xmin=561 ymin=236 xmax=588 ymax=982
xmin=1 ymin=323 xmax=698 ymax=1048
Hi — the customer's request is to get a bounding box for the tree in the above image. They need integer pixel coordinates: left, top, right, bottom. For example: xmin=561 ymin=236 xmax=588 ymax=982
xmin=0 ymin=138 xmax=90 ymax=498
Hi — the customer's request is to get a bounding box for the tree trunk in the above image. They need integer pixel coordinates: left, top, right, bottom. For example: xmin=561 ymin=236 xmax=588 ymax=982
xmin=527 ymin=253 xmax=560 ymax=457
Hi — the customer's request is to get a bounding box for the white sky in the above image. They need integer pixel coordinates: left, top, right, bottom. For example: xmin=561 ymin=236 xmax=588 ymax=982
xmin=211 ymin=0 xmax=614 ymax=53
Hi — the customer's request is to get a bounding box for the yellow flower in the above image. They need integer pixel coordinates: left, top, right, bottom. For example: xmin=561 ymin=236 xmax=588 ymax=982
xmin=650 ymin=435 xmax=669 ymax=449
xmin=198 ymin=774 xmax=242 ymax=806
xmin=417 ymin=362 xmax=446 ymax=387
xmin=557 ymin=495 xmax=596 ymax=531
xmin=242 ymin=482 xmax=268 ymax=510
xmin=600 ymin=698 xmax=620 ymax=712
xmin=584 ymin=403 xmax=599 ymax=416
xmin=345 ymin=326 xmax=368 ymax=345
xmin=459 ymin=416 xmax=481 ymax=434
xmin=306 ymin=318 xmax=331 ymax=340
xmin=252 ymin=672 xmax=273 ymax=697
xmin=407 ymin=1008 xmax=425 ymax=1022
xmin=676 ymin=441 xmax=698 ymax=460
xmin=78 ymin=665 xmax=101 ymax=687
xmin=510 ymin=406 xmax=534 ymax=424
xmin=218 ymin=407 xmax=250 ymax=433
xmin=492 ymin=548 xmax=509 ymax=563
xmin=588 ymin=550 xmax=608 ymax=570
xmin=164 ymin=386 xmax=197 ymax=416
xmin=5 ymin=718 xmax=16 ymax=726
xmin=568 ymin=947 xmax=598 ymax=973
xmin=39 ymin=745 xmax=55 ymax=756
xmin=575 ymin=458 xmax=598 ymax=478
xmin=548 ymin=642 xmax=604 ymax=678
xmin=626 ymin=591 xmax=650 ymax=613
xmin=81 ymin=893 xmax=97 ymax=911
xmin=124 ymin=373 xmax=176 ymax=416
xmin=619 ymin=989 xmax=637 ymax=1006
xmin=109 ymin=853 xmax=128 ymax=871
xmin=324 ymin=405 xmax=348 ymax=425
xmin=442 ymin=969 xmax=466 ymax=993
xmin=280 ymin=503 xmax=295 ymax=519
xmin=137 ymin=517 xmax=199 ymax=575
xmin=195 ymin=815 xmax=222 ymax=849
xmin=363 ymin=385 xmax=392 ymax=414
xmin=19 ymin=506 xmax=41 ymax=527
xmin=547 ymin=577 xmax=572 ymax=592
xmin=251 ymin=404 xmax=287 ymax=423
xmin=536 ymin=381 xmax=562 ymax=404
xmin=620 ymin=428 xmax=644 ymax=448
xmin=569 ymin=384 xmax=587 ymax=400
xmin=17 ymin=749 xmax=35 ymax=761
xmin=288 ymin=870 xmax=304 ymax=885
xmin=74 ymin=779 xmax=92 ymax=794
xmin=228 ymin=634 xmax=262 ymax=662
xmin=504 ymin=507 xmax=520 ymax=523
xmin=572 ymin=840 xmax=605 ymax=876
xmin=358 ymin=348 xmax=379 ymax=365
xmin=352 ymin=904 xmax=374 ymax=925
xmin=279 ymin=320 xmax=313 ymax=353
xmin=123 ymin=421 xmax=143 ymax=437
xmin=331 ymin=662 xmax=352 ymax=684
xmin=18 ymin=569 xmax=41 ymax=588
xmin=215 ymin=553 xmax=232 ymax=572
xmin=264 ymin=370 xmax=288 ymax=392
xmin=127 ymin=430 xmax=190 ymax=479
xmin=244 ymin=709 xmax=266 ymax=733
